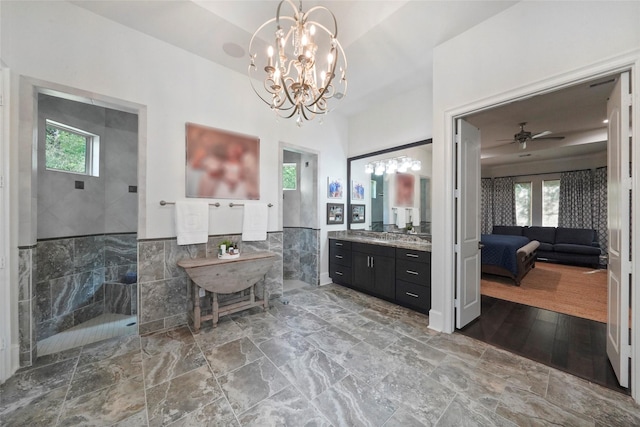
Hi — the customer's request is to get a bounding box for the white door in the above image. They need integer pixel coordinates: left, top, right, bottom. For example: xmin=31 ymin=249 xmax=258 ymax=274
xmin=456 ymin=119 xmax=482 ymax=328
xmin=606 ymin=71 xmax=631 ymax=388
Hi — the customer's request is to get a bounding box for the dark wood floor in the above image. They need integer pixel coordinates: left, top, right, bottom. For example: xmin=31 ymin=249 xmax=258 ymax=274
xmin=458 ymin=295 xmax=630 ymax=395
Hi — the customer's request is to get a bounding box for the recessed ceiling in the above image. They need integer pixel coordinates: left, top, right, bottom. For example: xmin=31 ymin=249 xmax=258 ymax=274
xmin=465 ymin=75 xmax=617 ymax=168
xmin=70 ymin=0 xmax=518 ymax=116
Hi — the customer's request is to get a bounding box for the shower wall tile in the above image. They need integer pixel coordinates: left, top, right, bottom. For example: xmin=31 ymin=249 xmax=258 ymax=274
xmin=50 ymin=273 xmax=94 ymax=318
xmin=105 ymin=282 xmax=132 ymax=315
xmin=38 ymin=312 xmax=74 ymax=341
xmin=36 ymin=238 xmax=74 ymax=283
xmin=131 ymin=284 xmax=138 ymax=316
xmin=105 ymin=234 xmax=138 ymax=267
xmin=74 ymin=301 xmax=105 ymax=326
xmin=74 ymin=235 xmax=105 ymax=273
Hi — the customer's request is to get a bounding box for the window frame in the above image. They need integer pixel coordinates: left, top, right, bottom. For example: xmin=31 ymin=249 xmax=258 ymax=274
xmin=45 ymin=119 xmax=100 ymax=177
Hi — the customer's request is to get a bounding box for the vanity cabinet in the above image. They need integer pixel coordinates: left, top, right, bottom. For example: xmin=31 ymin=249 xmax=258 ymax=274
xmin=395 ymin=248 xmax=431 ymax=311
xmin=328 ymin=238 xmax=431 ymax=314
xmin=351 ymin=242 xmax=395 ymax=300
xmin=329 ymin=239 xmax=352 ymax=286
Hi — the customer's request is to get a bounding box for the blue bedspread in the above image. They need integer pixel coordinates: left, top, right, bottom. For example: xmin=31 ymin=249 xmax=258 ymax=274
xmin=481 ymin=234 xmax=530 ymax=276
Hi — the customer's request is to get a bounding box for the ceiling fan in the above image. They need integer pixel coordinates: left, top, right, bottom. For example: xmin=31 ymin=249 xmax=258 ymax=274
xmin=501 ymin=122 xmax=565 ymax=149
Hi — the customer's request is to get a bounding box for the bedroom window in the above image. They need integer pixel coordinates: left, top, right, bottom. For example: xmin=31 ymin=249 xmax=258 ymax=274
xmin=515 ymin=182 xmax=532 ymax=226
xmin=542 ymin=179 xmax=560 ymax=227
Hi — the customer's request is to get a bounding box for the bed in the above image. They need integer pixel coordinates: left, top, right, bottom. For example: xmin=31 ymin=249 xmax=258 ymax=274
xmin=480 ymin=234 xmax=540 ymax=286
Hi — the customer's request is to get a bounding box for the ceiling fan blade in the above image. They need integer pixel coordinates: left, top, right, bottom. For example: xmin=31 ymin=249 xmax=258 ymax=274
xmin=532 ymin=136 xmax=565 ymax=140
xmin=531 ymin=131 xmax=552 ymax=139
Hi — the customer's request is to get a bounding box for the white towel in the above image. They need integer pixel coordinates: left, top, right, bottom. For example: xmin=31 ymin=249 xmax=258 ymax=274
xmin=175 ymin=200 xmax=209 ymax=245
xmin=411 ymin=208 xmax=420 ymax=226
xmin=395 ymin=207 xmax=407 ymax=228
xmin=242 ymin=203 xmax=268 ymax=241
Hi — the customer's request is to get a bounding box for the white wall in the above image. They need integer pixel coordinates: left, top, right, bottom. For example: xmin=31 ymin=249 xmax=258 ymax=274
xmin=348 ymin=84 xmax=432 ymax=157
xmin=431 ymin=1 xmax=640 ymax=333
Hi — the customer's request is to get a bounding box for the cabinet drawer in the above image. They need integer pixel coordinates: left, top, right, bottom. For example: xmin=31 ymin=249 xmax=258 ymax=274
xmin=396 ymin=248 xmax=430 ymax=264
xmin=352 ymin=242 xmax=395 ymax=258
xmin=330 ymin=239 xmax=351 ymax=251
xmin=329 ymin=264 xmax=352 ymax=286
xmin=329 ymin=247 xmax=351 ymax=267
xmin=396 ymin=259 xmax=430 ymax=286
xmin=396 ymin=280 xmax=431 ymax=310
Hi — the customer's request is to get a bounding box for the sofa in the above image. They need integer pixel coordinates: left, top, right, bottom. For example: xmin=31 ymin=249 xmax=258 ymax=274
xmin=492 ymin=225 xmax=601 ymax=268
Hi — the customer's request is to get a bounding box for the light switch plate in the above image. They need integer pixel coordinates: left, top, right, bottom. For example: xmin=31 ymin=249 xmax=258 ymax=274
xmin=199 ymin=288 xmax=205 ymax=297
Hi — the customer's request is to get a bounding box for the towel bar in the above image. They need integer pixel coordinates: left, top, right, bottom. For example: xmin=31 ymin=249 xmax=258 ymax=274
xmin=229 ymin=202 xmax=274 ymax=208
xmin=159 ymin=200 xmax=220 ymax=207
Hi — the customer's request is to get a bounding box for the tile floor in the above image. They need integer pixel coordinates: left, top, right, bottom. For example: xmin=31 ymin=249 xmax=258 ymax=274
xmin=2 ymin=283 xmax=640 ymax=426
xmin=37 ymin=313 xmax=138 ymax=356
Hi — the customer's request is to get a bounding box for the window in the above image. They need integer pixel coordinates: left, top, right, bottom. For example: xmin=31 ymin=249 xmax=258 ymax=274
xmin=282 ymin=163 xmax=297 ymax=190
xmin=45 ymin=120 xmax=99 ymax=176
xmin=514 ymin=182 xmax=532 ymax=226
xmin=542 ymin=179 xmax=560 ymax=227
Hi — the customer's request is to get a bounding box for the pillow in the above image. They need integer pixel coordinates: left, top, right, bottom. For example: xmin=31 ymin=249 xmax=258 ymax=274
xmin=555 ymin=228 xmax=597 ymax=246
xmin=524 ymin=226 xmax=556 ymax=244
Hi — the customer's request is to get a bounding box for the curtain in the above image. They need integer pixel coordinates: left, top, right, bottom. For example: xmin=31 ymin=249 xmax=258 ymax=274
xmin=492 ymin=177 xmax=515 ymax=226
xmin=592 ymin=167 xmax=608 ymax=258
xmin=481 ymin=178 xmax=493 ymax=234
xmin=558 ymin=170 xmax=593 ymax=229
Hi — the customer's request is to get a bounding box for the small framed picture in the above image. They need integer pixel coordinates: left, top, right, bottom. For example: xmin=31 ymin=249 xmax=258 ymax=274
xmin=352 ymin=180 xmax=365 ymax=200
xmin=352 ymin=204 xmax=365 ymax=223
xmin=327 ymin=177 xmax=343 ymax=199
xmin=327 ymin=203 xmax=344 ymax=224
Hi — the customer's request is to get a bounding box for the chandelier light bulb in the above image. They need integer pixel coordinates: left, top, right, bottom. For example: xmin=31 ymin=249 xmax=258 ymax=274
xmin=248 ymin=0 xmax=348 ymax=123
xmin=375 ymin=163 xmax=385 ymax=176
xmin=365 ymin=163 xmax=374 ymax=174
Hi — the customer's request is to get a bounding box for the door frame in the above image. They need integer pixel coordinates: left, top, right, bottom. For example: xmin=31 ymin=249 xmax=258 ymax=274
xmin=437 ymin=53 xmax=640 ymax=400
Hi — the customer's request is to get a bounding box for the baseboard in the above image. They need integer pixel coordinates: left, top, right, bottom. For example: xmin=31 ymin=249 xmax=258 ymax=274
xmin=428 ymin=309 xmax=445 ymax=333
xmin=319 ymin=272 xmax=332 ymax=286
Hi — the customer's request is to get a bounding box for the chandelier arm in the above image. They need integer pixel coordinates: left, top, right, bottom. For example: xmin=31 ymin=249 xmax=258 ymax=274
xmin=276 ymin=0 xmax=301 ymax=30
xmin=302 ymin=6 xmax=339 ymax=38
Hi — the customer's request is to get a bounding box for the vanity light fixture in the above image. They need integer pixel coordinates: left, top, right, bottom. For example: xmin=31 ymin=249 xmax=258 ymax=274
xmin=365 ymin=156 xmax=421 ymax=175
xmin=248 ymin=0 xmax=348 ymax=126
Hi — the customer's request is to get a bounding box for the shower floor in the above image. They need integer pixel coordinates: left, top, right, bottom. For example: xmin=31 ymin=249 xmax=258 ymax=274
xmin=37 ymin=313 xmax=137 ymax=356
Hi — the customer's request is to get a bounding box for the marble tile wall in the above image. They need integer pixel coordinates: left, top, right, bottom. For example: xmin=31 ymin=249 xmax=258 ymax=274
xmin=283 ymin=228 xmax=319 ymax=286
xmin=138 ymin=232 xmax=283 ymax=336
xmin=34 ymin=233 xmax=137 ymax=346
xmin=17 ymin=247 xmax=37 ymax=367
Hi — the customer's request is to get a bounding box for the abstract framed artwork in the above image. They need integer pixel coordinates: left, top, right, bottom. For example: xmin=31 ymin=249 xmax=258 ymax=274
xmin=185 ymin=122 xmax=260 ymax=199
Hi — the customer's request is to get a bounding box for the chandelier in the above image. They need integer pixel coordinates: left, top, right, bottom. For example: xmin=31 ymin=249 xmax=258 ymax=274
xmin=365 ymin=156 xmax=422 ymax=175
xmin=248 ymin=0 xmax=347 ymax=125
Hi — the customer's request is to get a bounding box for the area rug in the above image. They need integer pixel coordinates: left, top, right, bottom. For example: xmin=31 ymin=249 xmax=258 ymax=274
xmin=481 ymin=262 xmax=608 ymax=323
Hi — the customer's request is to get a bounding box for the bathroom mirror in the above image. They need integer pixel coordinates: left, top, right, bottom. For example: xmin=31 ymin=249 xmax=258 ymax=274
xmin=347 ymin=139 xmax=432 ymax=234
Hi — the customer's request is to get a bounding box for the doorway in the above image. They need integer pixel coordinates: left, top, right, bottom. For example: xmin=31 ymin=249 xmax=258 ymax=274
xmin=456 ymin=73 xmax=631 ymax=392
xmin=35 ymin=93 xmax=139 ymax=356
xmin=281 ymin=146 xmax=320 ymax=291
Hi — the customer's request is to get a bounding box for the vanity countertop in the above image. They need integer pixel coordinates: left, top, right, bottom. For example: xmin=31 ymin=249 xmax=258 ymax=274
xmin=329 ymin=233 xmax=431 ymax=252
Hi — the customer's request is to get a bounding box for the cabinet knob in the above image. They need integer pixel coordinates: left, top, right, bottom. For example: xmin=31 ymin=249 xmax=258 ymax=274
xmin=406 ymin=253 xmax=419 ymax=258
xmin=335 ymin=255 xmax=343 ymax=259
xmin=335 ymin=242 xmax=343 ymax=246
xmin=335 ymin=271 xmax=343 ymax=276
xmin=406 ymin=270 xmax=419 ymax=275
xmin=405 ymin=292 xmax=419 ymax=298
